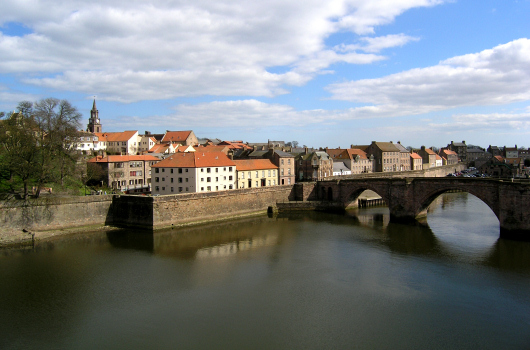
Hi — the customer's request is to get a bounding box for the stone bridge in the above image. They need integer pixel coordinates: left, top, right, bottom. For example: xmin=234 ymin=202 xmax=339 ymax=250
xmin=296 ymin=178 xmax=530 ymax=240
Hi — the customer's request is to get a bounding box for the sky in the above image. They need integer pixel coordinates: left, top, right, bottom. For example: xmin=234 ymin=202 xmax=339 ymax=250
xmin=1 ymin=0 xmax=529 ymax=149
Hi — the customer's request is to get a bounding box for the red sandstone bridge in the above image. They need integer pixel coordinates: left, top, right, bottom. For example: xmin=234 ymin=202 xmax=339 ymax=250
xmin=296 ymin=177 xmax=530 ymax=240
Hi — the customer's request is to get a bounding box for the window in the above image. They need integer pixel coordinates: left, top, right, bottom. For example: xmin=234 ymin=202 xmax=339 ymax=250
xmin=288 ymin=178 xmax=291 ymax=184
xmin=287 ymin=159 xmax=291 ymax=165
xmin=207 ymin=186 xmax=211 ymax=191
xmin=288 ymin=169 xmax=291 ymax=175
xmin=162 ymin=187 xmax=165 ymax=190
xmin=242 ymin=173 xmax=245 ymax=179
xmin=255 ymin=171 xmax=258 ymax=178
xmin=229 ymin=167 xmax=232 ymax=171
xmin=207 ymin=168 xmax=211 ymax=173
xmin=178 ymin=168 xmax=183 ymax=173
xmin=185 ymin=169 xmax=188 ymax=172
xmin=171 ymin=187 xmax=174 ymax=192
xmin=129 ymin=180 xmax=134 ymax=185
xmin=201 ymin=187 xmax=204 ymax=191
xmin=171 ymin=178 xmax=174 ymax=183
xmin=201 ymin=178 xmax=204 ymax=182
xmin=201 ymin=169 xmax=204 ymax=172
xmin=248 ymin=172 xmax=251 ymax=178
xmin=268 ymin=180 xmax=271 ymax=186
xmin=207 ymin=177 xmax=211 ymax=182
xmin=171 ymin=169 xmax=174 ymax=173
xmin=216 ymin=177 xmax=218 ymax=182
xmin=179 ymin=187 xmax=183 ymax=192
xmin=155 ymin=177 xmax=159 ymax=182
xmin=178 ymin=178 xmax=182 ymax=183
xmin=268 ymin=170 xmax=271 ymax=177
xmin=155 ymin=186 xmax=159 ymax=191
xmin=186 ymin=187 xmax=189 ymax=191
xmin=281 ymin=169 xmax=284 ymax=175
xmin=162 ymin=177 xmax=165 ymax=181
xmin=281 ymin=159 xmax=284 ymax=165
xmin=229 ymin=176 xmax=233 ymax=180
xmin=162 ymin=169 xmax=165 ymax=172
xmin=216 ymin=168 xmax=219 ymax=173
xmin=229 ymin=185 xmax=233 ymax=189
xmin=262 ymin=171 xmax=265 ymax=177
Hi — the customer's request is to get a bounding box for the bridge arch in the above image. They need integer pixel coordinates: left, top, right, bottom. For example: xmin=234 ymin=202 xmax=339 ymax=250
xmin=413 ymin=186 xmax=499 ymax=222
xmin=341 ymin=185 xmax=389 ymax=208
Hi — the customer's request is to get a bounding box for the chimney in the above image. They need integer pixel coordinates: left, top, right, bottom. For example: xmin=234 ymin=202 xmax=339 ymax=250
xmin=304 ymin=147 xmax=308 ymax=155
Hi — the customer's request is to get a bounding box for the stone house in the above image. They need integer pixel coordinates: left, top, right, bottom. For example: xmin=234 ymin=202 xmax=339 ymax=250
xmin=416 ymin=146 xmax=437 ymax=169
xmin=410 ymin=152 xmax=423 ymax=170
xmin=439 ymin=149 xmax=459 ymax=165
xmin=88 ymin=154 xmax=160 ymax=193
xmin=264 ymin=149 xmax=295 ymax=185
xmin=447 ymin=141 xmax=467 ymax=163
xmin=326 ymin=148 xmax=374 ymax=174
xmin=295 ymin=150 xmax=333 ymax=181
xmin=354 ymin=141 xmax=401 ymax=173
xmin=161 ymin=130 xmax=199 ymax=146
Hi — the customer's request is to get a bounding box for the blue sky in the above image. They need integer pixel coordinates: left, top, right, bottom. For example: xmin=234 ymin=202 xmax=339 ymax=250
xmin=1 ymin=0 xmax=529 ymax=149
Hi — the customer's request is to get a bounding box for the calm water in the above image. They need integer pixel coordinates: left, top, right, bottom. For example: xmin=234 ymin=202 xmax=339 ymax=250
xmin=1 ymin=193 xmax=530 ymax=349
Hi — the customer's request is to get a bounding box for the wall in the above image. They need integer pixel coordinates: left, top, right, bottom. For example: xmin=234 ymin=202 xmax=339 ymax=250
xmin=151 ymin=185 xmax=294 ymax=229
xmin=1 ymin=195 xmax=114 ymax=234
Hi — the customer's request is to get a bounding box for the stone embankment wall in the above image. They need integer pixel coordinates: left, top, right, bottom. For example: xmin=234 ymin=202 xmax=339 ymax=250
xmin=113 ymin=185 xmax=295 ymax=229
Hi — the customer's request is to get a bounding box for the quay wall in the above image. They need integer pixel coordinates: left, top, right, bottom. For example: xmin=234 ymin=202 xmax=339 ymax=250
xmin=150 ymin=185 xmax=294 ymax=229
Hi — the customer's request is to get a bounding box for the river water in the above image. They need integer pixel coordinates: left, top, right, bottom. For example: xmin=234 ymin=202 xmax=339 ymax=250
xmin=1 ymin=192 xmax=530 ymax=349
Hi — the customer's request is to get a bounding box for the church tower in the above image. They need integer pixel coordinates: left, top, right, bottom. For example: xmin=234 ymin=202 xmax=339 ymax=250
xmin=87 ymin=99 xmax=102 ymax=133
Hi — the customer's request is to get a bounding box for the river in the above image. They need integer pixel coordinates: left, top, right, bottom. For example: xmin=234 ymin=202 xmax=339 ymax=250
xmin=1 ymin=192 xmax=529 ymax=349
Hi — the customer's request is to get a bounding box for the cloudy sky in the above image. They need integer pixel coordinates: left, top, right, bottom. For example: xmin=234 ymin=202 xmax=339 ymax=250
xmin=1 ymin=0 xmax=529 ymax=148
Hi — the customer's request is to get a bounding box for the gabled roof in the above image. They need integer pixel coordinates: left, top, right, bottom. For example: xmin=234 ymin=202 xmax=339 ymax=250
xmin=273 ymin=150 xmax=294 ymax=158
xmin=333 ymin=161 xmax=350 ymax=172
xmin=233 ymin=159 xmax=278 ymax=171
xmin=372 ymin=142 xmax=400 ymax=152
xmin=440 ymin=149 xmax=457 ymax=155
xmin=195 ymin=145 xmax=230 ymax=154
xmin=95 ymin=130 xmax=138 ymax=142
xmin=162 ymin=130 xmax=193 ymax=143
xmin=152 ymin=152 xmax=235 ymax=168
xmin=410 ymin=152 xmax=422 ymax=159
xmin=88 ymin=155 xmax=159 ymax=163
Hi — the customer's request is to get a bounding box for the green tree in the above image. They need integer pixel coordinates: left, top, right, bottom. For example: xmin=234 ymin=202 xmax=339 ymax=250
xmin=0 ymin=98 xmax=82 ymax=199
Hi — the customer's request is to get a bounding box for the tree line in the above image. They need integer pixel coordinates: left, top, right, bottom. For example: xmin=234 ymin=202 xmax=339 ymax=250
xmin=0 ymin=98 xmax=82 ymax=199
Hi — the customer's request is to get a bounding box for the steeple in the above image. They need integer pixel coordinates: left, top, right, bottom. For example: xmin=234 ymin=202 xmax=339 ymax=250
xmin=87 ymin=99 xmax=102 ymax=133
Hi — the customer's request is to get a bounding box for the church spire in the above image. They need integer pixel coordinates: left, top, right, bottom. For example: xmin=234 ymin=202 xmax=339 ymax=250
xmin=87 ymin=99 xmax=102 ymax=133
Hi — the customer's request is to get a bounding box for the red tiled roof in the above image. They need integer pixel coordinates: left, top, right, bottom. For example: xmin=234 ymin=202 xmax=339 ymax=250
xmin=410 ymin=152 xmax=422 ymax=159
xmin=149 ymin=144 xmax=170 ymax=153
xmin=441 ymin=149 xmax=457 ymax=155
xmin=233 ymin=159 xmax=278 ymax=171
xmin=88 ymin=155 xmax=159 ymax=163
xmin=152 ymin=152 xmax=235 ymax=168
xmin=161 ymin=130 xmax=192 ymax=143
xmin=97 ymin=130 xmax=138 ymax=142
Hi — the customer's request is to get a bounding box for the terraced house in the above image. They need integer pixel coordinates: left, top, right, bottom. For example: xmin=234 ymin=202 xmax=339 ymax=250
xmin=151 ymin=152 xmax=235 ymax=195
xmin=233 ymin=159 xmax=279 ymax=188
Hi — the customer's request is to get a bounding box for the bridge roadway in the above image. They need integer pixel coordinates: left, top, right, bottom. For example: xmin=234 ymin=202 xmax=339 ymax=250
xmin=301 ymin=177 xmax=530 ymax=240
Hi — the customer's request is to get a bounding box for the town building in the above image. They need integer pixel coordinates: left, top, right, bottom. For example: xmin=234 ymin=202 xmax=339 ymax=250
xmin=326 ymin=148 xmax=374 ymax=174
xmin=504 ymin=145 xmax=519 ymax=159
xmin=354 ymin=141 xmax=401 ymax=173
xmin=161 ymin=130 xmax=198 ymax=146
xmin=416 ymin=146 xmax=437 ymax=169
xmin=88 ymin=154 xmax=160 ymax=193
xmin=410 ymin=152 xmax=423 ymax=170
xmin=151 ymin=152 xmax=235 ymax=195
xmin=447 ymin=141 xmax=467 ymax=163
xmin=97 ymin=130 xmax=139 ymax=155
xmin=439 ymin=149 xmax=459 ymax=165
xmin=263 ymin=149 xmax=296 ymax=185
xmin=395 ymin=142 xmax=411 ymax=171
xmin=233 ymin=159 xmax=279 ymax=188
xmin=295 ymin=150 xmax=333 ymax=181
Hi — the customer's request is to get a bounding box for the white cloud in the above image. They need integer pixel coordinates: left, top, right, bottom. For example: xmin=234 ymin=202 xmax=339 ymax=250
xmin=328 ymin=38 xmax=530 ymax=113
xmin=0 ymin=0 xmax=445 ymax=102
